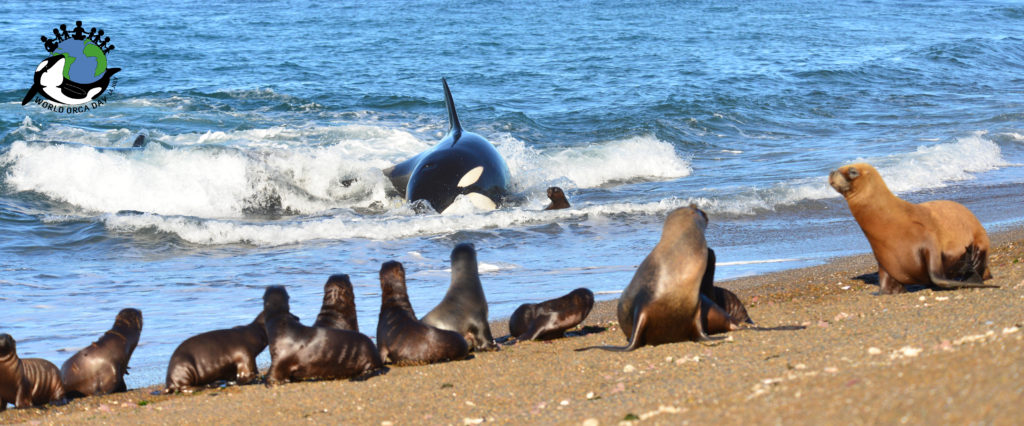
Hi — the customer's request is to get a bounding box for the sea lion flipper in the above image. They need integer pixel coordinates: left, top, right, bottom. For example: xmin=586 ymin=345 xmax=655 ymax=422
xmin=926 ymin=250 xmax=999 ymax=290
xmin=575 ymin=305 xmax=648 ymax=352
xmin=699 ymin=248 xmax=717 ymax=299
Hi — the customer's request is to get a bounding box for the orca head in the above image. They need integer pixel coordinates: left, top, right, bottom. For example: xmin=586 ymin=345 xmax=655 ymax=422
xmin=22 ymin=56 xmax=66 ymax=105
xmin=406 ymin=145 xmax=498 ymax=213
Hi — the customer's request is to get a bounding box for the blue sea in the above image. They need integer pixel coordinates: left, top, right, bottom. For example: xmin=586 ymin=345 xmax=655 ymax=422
xmin=2 ymin=1 xmax=1023 ymax=388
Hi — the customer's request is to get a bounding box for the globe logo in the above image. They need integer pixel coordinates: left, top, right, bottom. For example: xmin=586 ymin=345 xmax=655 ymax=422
xmin=23 ymin=21 xmax=120 ymax=110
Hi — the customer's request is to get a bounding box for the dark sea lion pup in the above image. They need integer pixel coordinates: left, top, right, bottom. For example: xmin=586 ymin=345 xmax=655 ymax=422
xmin=578 ymin=206 xmax=739 ymax=352
xmin=61 ymin=308 xmax=143 ymax=397
xmin=700 ymin=248 xmax=754 ymax=325
xmin=421 ymin=243 xmax=497 ymax=351
xmin=829 ymin=163 xmax=995 ymax=294
xmin=263 ymin=286 xmax=383 ymax=386
xmin=0 ymin=334 xmax=65 ymax=411
xmin=377 ymin=261 xmax=470 ymax=365
xmin=544 ymin=187 xmax=570 ymax=210
xmin=509 ymin=288 xmax=594 ymax=341
xmin=164 ymin=312 xmax=267 ymax=393
xmin=313 ymin=274 xmax=359 ymax=332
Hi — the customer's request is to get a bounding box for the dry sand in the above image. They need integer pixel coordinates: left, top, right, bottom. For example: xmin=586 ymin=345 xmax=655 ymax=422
xmin=3 ymin=230 xmax=1024 ymax=425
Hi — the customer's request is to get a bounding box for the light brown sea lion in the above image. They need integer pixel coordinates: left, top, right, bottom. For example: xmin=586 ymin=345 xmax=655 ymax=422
xmin=700 ymin=248 xmax=754 ymax=325
xmin=60 ymin=308 xmax=143 ymax=398
xmin=544 ymin=187 xmax=570 ymax=210
xmin=421 ymin=243 xmax=497 ymax=351
xmin=164 ymin=312 xmax=267 ymax=393
xmin=0 ymin=334 xmax=65 ymax=411
xmin=313 ymin=274 xmax=359 ymax=332
xmin=262 ymin=286 xmax=383 ymax=386
xmin=829 ymin=163 xmax=995 ymax=294
xmin=578 ymin=206 xmax=738 ymax=351
xmin=377 ymin=261 xmax=470 ymax=365
xmin=509 ymin=288 xmax=594 ymax=341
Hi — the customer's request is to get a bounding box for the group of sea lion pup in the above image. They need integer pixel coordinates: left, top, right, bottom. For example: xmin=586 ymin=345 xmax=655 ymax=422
xmin=1 ymin=162 xmax=996 ymax=411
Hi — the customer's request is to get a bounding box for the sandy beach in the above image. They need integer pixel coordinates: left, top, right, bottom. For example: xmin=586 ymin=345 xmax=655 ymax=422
xmin=3 ymin=229 xmax=1024 ymax=425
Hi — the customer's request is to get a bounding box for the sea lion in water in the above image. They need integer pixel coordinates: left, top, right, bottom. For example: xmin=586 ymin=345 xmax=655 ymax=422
xmin=61 ymin=308 xmax=143 ymax=397
xmin=700 ymin=248 xmax=754 ymax=325
xmin=164 ymin=312 xmax=267 ymax=393
xmin=544 ymin=187 xmax=570 ymax=210
xmin=421 ymin=243 xmax=497 ymax=351
xmin=509 ymin=288 xmax=594 ymax=341
xmin=377 ymin=261 xmax=470 ymax=365
xmin=0 ymin=334 xmax=65 ymax=411
xmin=578 ymin=206 xmax=739 ymax=351
xmin=313 ymin=274 xmax=359 ymax=332
xmin=262 ymin=286 xmax=383 ymax=386
xmin=829 ymin=163 xmax=995 ymax=294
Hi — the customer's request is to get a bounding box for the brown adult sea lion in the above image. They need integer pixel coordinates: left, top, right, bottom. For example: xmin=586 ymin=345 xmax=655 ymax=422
xmin=544 ymin=187 xmax=570 ymax=210
xmin=313 ymin=274 xmax=359 ymax=331
xmin=262 ymin=286 xmax=383 ymax=386
xmin=509 ymin=288 xmax=594 ymax=341
xmin=0 ymin=334 xmax=65 ymax=411
xmin=829 ymin=163 xmax=995 ymax=294
xmin=164 ymin=312 xmax=267 ymax=393
xmin=421 ymin=243 xmax=497 ymax=351
xmin=377 ymin=261 xmax=470 ymax=365
xmin=60 ymin=308 xmax=142 ymax=397
xmin=578 ymin=206 xmax=738 ymax=351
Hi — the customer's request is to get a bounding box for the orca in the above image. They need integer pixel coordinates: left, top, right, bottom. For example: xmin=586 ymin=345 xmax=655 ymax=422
xmin=384 ymin=79 xmax=511 ymax=213
xmin=22 ymin=55 xmax=120 ymax=106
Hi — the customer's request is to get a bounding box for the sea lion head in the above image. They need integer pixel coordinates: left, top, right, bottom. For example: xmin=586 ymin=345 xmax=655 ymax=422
xmin=263 ymin=286 xmax=291 ymax=316
xmin=114 ymin=308 xmax=144 ymax=331
xmin=323 ymin=274 xmax=355 ymax=307
xmin=829 ymin=163 xmax=883 ymax=198
xmin=450 ymin=243 xmax=478 ymax=273
xmin=664 ymin=205 xmax=708 ymax=234
xmin=379 ymin=261 xmax=408 ymax=300
xmin=0 ymin=333 xmax=14 ymax=356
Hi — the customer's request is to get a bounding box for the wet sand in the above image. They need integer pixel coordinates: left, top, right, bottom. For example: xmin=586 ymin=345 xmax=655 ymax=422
xmin=3 ymin=230 xmax=1024 ymax=425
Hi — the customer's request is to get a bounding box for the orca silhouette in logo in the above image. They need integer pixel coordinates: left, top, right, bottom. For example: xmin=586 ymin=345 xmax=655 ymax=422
xmin=22 ymin=55 xmax=120 ymax=106
xmin=384 ymin=79 xmax=511 ymax=214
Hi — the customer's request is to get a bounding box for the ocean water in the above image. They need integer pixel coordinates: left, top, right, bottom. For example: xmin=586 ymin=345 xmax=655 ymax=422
xmin=1 ymin=1 xmax=1023 ymax=388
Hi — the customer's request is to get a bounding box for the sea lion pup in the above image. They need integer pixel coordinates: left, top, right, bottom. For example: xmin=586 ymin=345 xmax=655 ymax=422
xmin=262 ymin=286 xmax=383 ymax=386
xmin=509 ymin=288 xmax=595 ymax=341
xmin=0 ymin=334 xmax=65 ymax=411
xmin=377 ymin=261 xmax=470 ymax=365
xmin=313 ymin=274 xmax=359 ymax=331
xmin=578 ymin=206 xmax=739 ymax=352
xmin=700 ymin=248 xmax=754 ymax=325
xmin=164 ymin=312 xmax=267 ymax=393
xmin=61 ymin=308 xmax=143 ymax=398
xmin=421 ymin=243 xmax=497 ymax=351
xmin=544 ymin=186 xmax=570 ymax=210
xmin=829 ymin=163 xmax=995 ymax=294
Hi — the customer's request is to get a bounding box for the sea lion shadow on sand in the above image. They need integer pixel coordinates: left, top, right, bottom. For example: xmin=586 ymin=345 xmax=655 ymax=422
xmin=853 ymin=272 xmax=937 ymax=294
xmin=495 ymin=325 xmax=608 ymax=345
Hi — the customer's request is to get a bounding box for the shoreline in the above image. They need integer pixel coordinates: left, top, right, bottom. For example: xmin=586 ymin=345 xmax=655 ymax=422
xmin=3 ymin=229 xmax=1024 ymax=424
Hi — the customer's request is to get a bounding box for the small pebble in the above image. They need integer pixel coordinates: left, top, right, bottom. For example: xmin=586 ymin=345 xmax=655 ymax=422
xmin=824 ymin=367 xmax=838 ymax=373
xmin=623 ymin=364 xmax=636 ymax=373
xmin=586 ymin=392 xmax=596 ymax=400
xmin=463 ymin=418 xmax=484 ymax=425
xmin=935 ymin=296 xmax=949 ymax=301
xmin=583 ymin=418 xmax=599 ymax=426
xmin=1003 ymin=326 xmax=1020 ymax=335
xmin=560 ymin=400 xmax=570 ymax=406
xmin=868 ymin=347 xmax=882 ymax=355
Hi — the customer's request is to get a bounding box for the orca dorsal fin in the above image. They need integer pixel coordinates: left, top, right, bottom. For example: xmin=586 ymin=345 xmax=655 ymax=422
xmin=442 ymin=77 xmax=463 ymax=142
